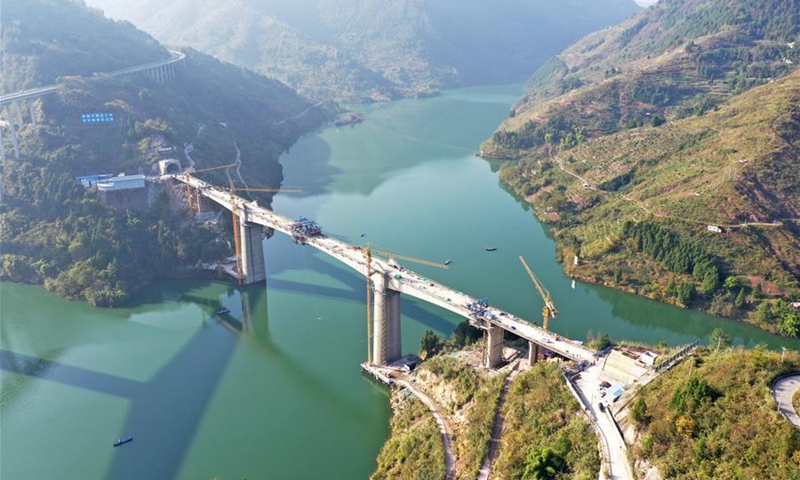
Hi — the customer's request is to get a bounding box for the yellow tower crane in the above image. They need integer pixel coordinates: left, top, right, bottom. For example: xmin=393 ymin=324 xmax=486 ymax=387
xmin=370 ymin=248 xmax=450 ymax=269
xmin=362 ymin=244 xmax=449 ymax=363
xmin=365 ymin=244 xmax=373 ymax=364
xmin=185 ymin=162 xmax=239 ymax=214
xmin=519 ymin=255 xmax=558 ymax=331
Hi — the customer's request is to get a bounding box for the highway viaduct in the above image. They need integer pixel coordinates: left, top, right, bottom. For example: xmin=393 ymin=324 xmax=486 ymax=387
xmin=0 ymin=50 xmax=186 ymax=161
xmin=174 ymin=174 xmax=597 ymax=368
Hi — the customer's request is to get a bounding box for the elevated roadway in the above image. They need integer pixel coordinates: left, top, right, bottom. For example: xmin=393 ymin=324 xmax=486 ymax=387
xmin=0 ymin=50 xmax=186 ymax=106
xmin=176 ymin=174 xmax=596 ymax=366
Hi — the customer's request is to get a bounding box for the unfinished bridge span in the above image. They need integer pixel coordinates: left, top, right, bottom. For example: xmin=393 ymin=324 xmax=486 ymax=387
xmin=174 ymin=174 xmax=596 ymax=368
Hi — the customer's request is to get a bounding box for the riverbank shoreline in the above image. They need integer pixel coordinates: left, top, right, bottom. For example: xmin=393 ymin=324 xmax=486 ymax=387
xmin=486 ymin=160 xmax=792 ymax=339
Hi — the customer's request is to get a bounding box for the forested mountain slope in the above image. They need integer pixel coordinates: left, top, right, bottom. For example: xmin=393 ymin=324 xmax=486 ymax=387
xmin=484 ymin=0 xmax=799 ymax=335
xmin=0 ymin=0 xmax=332 ymax=306
xmin=86 ymin=0 xmax=641 ymax=102
xmin=627 ymin=347 xmax=800 ymax=479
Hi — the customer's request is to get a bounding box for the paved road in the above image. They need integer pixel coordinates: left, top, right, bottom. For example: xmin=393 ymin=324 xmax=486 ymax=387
xmin=0 ymin=50 xmax=185 ymax=106
xmin=572 ymin=365 xmax=633 ymax=480
xmin=774 ymin=374 xmax=800 ymax=429
xmin=174 ymin=174 xmax=598 ymax=363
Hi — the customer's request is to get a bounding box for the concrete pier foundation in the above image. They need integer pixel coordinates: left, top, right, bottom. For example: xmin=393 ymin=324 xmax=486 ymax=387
xmin=239 ymin=221 xmax=266 ymax=285
xmin=28 ymin=101 xmax=37 ymax=124
xmin=485 ymin=325 xmax=504 ymax=368
xmin=528 ymin=341 xmax=540 ymax=365
xmin=2 ymin=107 xmax=21 ymax=159
xmin=372 ymin=273 xmax=402 ymax=365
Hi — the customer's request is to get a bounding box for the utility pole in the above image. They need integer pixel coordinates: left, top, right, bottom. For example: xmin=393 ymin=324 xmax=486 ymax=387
xmin=781 ymin=346 xmax=787 ymax=364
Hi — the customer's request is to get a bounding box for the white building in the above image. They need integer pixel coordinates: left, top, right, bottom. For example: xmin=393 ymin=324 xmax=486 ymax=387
xmin=96 ymin=174 xmax=146 ymax=192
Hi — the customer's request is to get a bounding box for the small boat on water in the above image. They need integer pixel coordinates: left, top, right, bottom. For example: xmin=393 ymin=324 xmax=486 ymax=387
xmin=113 ymin=435 xmax=133 ymax=447
xmin=334 ymin=113 xmax=364 ymax=127
xmin=444 ymin=259 xmax=452 ymax=266
xmin=360 ymin=232 xmax=366 ymax=237
xmin=485 ymin=247 xmax=497 ymax=252
xmin=216 ymin=309 xmax=230 ymax=315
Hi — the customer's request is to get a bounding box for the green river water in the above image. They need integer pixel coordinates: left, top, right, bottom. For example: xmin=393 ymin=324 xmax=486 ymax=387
xmin=1 ymin=84 xmax=798 ymax=479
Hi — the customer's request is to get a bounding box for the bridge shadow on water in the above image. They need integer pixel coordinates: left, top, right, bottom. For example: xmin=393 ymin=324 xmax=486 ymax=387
xmin=2 ymin=243 xmax=457 ymax=478
xmin=266 ymin=247 xmax=457 ymax=334
xmin=0 ymin=350 xmax=143 ymax=398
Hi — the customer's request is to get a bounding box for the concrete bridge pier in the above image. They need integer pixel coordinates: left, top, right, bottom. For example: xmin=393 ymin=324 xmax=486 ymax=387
xmin=2 ymin=107 xmax=21 ymax=159
xmin=528 ymin=341 xmax=540 ymax=365
xmin=238 ymin=218 xmax=267 ymax=285
xmin=12 ymin=101 xmax=24 ymax=126
xmin=27 ymin=100 xmax=37 ymax=124
xmin=372 ymin=273 xmax=402 ymax=365
xmin=484 ymin=325 xmax=505 ymax=368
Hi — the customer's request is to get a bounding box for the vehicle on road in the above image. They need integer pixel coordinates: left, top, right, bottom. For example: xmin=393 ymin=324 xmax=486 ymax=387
xmin=216 ymin=309 xmax=230 ymax=315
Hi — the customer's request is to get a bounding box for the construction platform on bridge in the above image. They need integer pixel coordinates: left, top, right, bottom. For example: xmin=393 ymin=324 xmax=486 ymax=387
xmin=172 ymin=173 xmax=598 ymax=369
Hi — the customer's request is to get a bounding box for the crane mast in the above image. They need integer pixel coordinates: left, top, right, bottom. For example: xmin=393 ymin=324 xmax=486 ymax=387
xmin=519 ymin=255 xmax=558 ymax=331
xmin=365 ymin=244 xmax=373 ymax=364
xmin=229 ymin=180 xmax=243 ymax=285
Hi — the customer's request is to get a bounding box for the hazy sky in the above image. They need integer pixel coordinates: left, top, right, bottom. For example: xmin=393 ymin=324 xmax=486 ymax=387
xmin=634 ymin=0 xmax=659 ymax=6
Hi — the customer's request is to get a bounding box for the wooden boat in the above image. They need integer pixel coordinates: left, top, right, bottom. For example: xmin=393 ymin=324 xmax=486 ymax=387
xmin=113 ymin=435 xmax=133 ymax=447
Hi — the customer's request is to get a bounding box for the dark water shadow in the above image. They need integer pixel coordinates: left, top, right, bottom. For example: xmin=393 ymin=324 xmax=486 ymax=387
xmin=102 ymin=324 xmax=238 ymax=480
xmin=279 ymin=133 xmax=338 ymax=197
xmin=0 ymin=349 xmax=142 ymax=398
xmin=115 ymin=279 xmax=223 ymax=312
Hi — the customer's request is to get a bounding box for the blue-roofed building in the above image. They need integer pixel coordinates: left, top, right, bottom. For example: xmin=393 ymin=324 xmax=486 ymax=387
xmin=96 ymin=174 xmax=146 ymax=192
xmin=608 ymin=382 xmax=625 ymax=399
xmin=75 ymin=173 xmax=113 ymax=188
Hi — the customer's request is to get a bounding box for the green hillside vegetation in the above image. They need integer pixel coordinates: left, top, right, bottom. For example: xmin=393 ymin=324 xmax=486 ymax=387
xmin=371 ymin=391 xmax=446 ymax=480
xmin=498 ymin=69 xmax=799 ymax=334
xmin=628 ymin=347 xmax=800 ymax=479
xmin=485 ymin=0 xmax=799 ymax=334
xmin=372 ymin=341 xmax=600 ymax=480
xmin=418 ymin=354 xmax=507 ymax=479
xmin=0 ymin=0 xmax=332 ymax=306
xmin=1 ymin=0 xmax=167 ymax=93
xmin=492 ymin=363 xmax=599 ymax=480
xmin=87 ymin=0 xmax=641 ymax=102
xmin=488 ymin=0 xmax=797 ymax=149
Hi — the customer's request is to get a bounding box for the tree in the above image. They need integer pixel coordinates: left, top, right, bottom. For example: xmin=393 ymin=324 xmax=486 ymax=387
xmin=701 ymin=269 xmax=720 ymax=295
xmin=755 ymin=301 xmax=773 ymax=325
xmin=523 ymin=447 xmax=567 ymax=480
xmin=420 ymin=330 xmax=441 ymax=358
xmin=613 ymin=267 xmax=623 ymax=284
xmin=735 ymin=288 xmax=746 ymax=309
xmin=779 ymin=313 xmax=799 ymax=338
xmin=677 ymin=281 xmax=696 ymax=305
xmin=631 ymin=397 xmax=649 ymax=425
xmin=753 ymin=282 xmax=763 ymax=298
xmin=675 ymin=415 xmax=696 ymax=437
xmin=724 ymin=276 xmax=740 ymax=290
xmin=711 ymin=328 xmax=730 ymax=349
xmin=451 ymin=321 xmax=482 ymax=348
xmin=588 ymin=332 xmax=613 ymax=350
